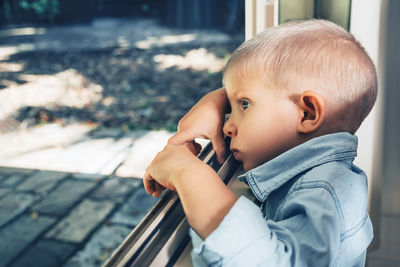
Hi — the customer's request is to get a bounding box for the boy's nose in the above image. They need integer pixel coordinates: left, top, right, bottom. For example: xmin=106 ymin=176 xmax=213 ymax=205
xmin=223 ymin=118 xmax=237 ymax=137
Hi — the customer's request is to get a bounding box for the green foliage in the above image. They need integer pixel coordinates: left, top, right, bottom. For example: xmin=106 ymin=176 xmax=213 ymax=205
xmin=3 ymin=0 xmax=12 ymax=22
xmin=19 ymin=0 xmax=59 ymax=22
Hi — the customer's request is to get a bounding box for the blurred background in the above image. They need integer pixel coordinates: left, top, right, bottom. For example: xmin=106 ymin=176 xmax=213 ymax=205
xmin=0 ymin=1 xmax=244 ymax=266
xmin=0 ymin=0 xmax=244 ymax=174
xmin=0 ymin=0 xmax=244 ymax=134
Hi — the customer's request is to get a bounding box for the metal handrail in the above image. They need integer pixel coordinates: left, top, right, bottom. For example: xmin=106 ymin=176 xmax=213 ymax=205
xmin=104 ymin=140 xmax=241 ymax=267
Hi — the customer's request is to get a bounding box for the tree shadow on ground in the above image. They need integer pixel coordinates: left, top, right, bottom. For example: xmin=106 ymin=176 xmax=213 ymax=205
xmin=0 ymin=39 xmax=242 ymax=132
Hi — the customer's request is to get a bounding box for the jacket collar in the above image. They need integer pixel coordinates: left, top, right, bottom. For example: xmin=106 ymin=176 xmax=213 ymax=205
xmin=238 ymin=132 xmax=358 ymax=202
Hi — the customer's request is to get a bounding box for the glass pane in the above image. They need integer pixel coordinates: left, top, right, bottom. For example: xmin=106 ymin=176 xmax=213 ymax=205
xmin=318 ymin=0 xmax=351 ymax=30
xmin=279 ymin=0 xmax=351 ymax=31
xmin=279 ymin=0 xmax=315 ymax=24
xmin=0 ymin=1 xmax=245 ymax=266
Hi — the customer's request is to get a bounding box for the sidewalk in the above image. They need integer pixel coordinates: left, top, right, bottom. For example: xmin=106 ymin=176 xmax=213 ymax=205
xmin=0 ymin=17 xmax=220 ymax=267
xmin=0 ymin=166 xmax=156 ymax=267
xmin=0 ymin=123 xmax=214 ymax=267
xmin=0 ymin=128 xmax=175 ymax=267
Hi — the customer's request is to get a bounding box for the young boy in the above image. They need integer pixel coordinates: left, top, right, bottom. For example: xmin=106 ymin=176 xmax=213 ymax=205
xmin=144 ymin=20 xmax=377 ymax=266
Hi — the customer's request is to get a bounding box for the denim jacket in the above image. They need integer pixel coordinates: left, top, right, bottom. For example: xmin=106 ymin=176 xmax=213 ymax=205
xmin=189 ymin=132 xmax=373 ymax=267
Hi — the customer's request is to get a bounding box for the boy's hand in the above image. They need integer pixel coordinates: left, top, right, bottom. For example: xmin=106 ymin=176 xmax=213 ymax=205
xmin=144 ymin=141 xmax=202 ymax=198
xmin=145 ymin=138 xmax=237 ymax=239
xmin=168 ymin=88 xmax=228 ymax=164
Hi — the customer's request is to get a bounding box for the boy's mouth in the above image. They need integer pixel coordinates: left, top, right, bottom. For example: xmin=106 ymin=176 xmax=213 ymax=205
xmin=230 ymin=148 xmax=240 ymax=160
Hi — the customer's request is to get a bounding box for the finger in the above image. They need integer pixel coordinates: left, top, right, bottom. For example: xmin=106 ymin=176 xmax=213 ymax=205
xmin=143 ymin=170 xmax=156 ymax=195
xmin=152 ymin=190 xmax=162 ymax=198
xmin=168 ymin=130 xmax=195 ymax=145
xmin=193 ymin=141 xmax=202 ymax=154
xmin=150 ymin=181 xmax=164 ymax=197
xmin=210 ymin=132 xmax=226 ymax=164
xmin=144 ymin=180 xmax=155 ymax=195
xmin=152 ymin=189 xmax=160 ymax=198
xmin=185 ymin=141 xmax=202 ymax=155
xmin=155 ymin=182 xmax=166 ymax=193
xmin=152 ymin=183 xmax=166 ymax=198
xmin=153 ymin=190 xmax=163 ymax=198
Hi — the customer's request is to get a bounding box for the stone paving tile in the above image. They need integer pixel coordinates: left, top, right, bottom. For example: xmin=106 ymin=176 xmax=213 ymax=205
xmin=0 ymin=167 xmax=35 ymax=175
xmin=3 ymin=137 xmax=118 ymax=175
xmin=90 ymin=177 xmax=141 ymax=203
xmin=115 ymin=130 xmax=173 ymax=178
xmin=110 ymin=186 xmax=159 ymax=227
xmin=72 ymin=173 xmax=105 ymax=181
xmin=1 ymin=147 xmax=71 ymax=174
xmin=0 ymin=124 xmax=91 ymax=163
xmin=77 ymin=137 xmax=133 ymax=175
xmin=0 ymin=192 xmax=38 ymax=227
xmin=0 ymin=215 xmax=56 ymax=267
xmin=98 ymin=148 xmax=131 ymax=176
xmin=0 ymin=174 xmax=8 ymax=183
xmin=59 ymin=138 xmax=117 ymax=173
xmin=10 ymin=240 xmax=76 ymax=267
xmin=32 ymin=179 xmax=98 ymax=215
xmin=0 ymin=188 xmax=11 ymax=198
xmin=17 ymin=170 xmax=69 ymax=195
xmin=1 ymin=174 xmax=25 ymax=187
xmin=64 ymin=224 xmax=132 ymax=267
xmin=46 ymin=199 xmax=115 ymax=243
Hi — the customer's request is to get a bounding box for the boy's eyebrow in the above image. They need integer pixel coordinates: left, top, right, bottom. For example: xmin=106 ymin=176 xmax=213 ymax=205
xmin=232 ymin=89 xmax=250 ymax=99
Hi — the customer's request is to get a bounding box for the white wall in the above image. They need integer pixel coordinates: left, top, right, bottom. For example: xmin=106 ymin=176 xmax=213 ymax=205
xmin=350 ymin=0 xmax=385 ymax=250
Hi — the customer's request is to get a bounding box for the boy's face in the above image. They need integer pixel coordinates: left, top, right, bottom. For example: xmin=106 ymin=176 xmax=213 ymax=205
xmin=223 ymin=67 xmax=299 ymax=171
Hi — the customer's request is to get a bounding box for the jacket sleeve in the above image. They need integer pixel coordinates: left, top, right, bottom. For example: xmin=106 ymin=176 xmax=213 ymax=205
xmin=189 ymin=187 xmax=343 ymax=267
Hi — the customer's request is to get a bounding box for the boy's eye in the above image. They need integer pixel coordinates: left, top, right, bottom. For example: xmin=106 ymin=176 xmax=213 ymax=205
xmin=241 ymin=100 xmax=250 ymax=110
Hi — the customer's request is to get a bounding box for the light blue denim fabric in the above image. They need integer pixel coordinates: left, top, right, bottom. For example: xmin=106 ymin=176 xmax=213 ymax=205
xmin=190 ymin=132 xmax=373 ymax=267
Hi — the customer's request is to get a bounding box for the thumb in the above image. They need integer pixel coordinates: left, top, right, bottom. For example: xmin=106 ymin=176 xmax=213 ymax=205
xmin=210 ymin=132 xmax=226 ymax=164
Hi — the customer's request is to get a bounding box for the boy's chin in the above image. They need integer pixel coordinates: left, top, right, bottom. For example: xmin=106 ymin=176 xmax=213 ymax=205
xmin=242 ymin=161 xmax=252 ymax=172
xmin=242 ymin=159 xmax=265 ymax=171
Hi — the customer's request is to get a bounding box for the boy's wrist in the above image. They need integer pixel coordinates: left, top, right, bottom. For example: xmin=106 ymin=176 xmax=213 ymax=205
xmin=171 ymin=159 xmax=237 ymax=239
xmin=170 ymin=160 xmax=212 ymax=188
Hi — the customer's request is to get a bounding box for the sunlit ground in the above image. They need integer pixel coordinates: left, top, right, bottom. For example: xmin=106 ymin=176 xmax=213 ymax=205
xmin=0 ymin=19 xmax=242 ymax=176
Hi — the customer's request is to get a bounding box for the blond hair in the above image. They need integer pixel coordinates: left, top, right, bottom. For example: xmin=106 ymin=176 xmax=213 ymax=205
xmin=223 ymin=19 xmax=377 ymax=134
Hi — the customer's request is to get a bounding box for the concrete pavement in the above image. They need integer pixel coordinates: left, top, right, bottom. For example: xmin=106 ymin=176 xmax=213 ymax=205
xmin=0 ymin=128 xmax=175 ymax=267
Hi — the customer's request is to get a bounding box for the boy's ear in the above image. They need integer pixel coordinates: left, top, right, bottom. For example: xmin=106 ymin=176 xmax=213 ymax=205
xmin=296 ymin=91 xmax=325 ymax=134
